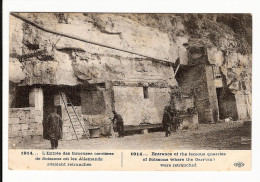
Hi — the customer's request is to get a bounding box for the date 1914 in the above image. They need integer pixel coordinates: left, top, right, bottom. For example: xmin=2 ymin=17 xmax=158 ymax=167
xmin=131 ymin=152 xmax=143 ymax=156
xmin=21 ymin=151 xmax=35 ymax=155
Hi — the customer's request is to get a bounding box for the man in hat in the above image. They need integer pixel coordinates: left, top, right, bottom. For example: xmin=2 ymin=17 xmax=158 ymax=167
xmin=162 ymin=105 xmax=172 ymax=137
xmin=112 ymin=110 xmax=124 ymax=137
xmin=46 ymin=107 xmax=63 ymax=149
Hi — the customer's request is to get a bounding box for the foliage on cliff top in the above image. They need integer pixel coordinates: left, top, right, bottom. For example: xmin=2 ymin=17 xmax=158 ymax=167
xmin=181 ymin=14 xmax=251 ymax=55
xmin=120 ymin=13 xmax=252 ymax=55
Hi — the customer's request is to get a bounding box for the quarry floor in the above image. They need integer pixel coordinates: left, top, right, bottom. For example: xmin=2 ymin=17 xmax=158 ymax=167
xmin=11 ymin=121 xmax=251 ymax=150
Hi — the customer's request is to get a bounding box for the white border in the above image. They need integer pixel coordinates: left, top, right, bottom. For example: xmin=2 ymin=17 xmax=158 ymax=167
xmin=3 ymin=0 xmax=260 ymax=181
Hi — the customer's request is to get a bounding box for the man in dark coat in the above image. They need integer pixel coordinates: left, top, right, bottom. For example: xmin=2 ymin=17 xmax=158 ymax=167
xmin=171 ymin=109 xmax=179 ymax=132
xmin=46 ymin=107 xmax=63 ymax=149
xmin=112 ymin=110 xmax=124 ymax=137
xmin=162 ymin=105 xmax=172 ymax=137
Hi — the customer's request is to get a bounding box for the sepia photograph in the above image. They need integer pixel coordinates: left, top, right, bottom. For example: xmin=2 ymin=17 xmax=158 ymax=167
xmin=9 ymin=12 xmax=252 ymax=150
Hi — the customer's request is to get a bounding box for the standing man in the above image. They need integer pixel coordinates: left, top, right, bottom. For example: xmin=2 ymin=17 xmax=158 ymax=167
xmin=46 ymin=107 xmax=63 ymax=149
xmin=162 ymin=105 xmax=172 ymax=137
xmin=171 ymin=109 xmax=179 ymax=132
xmin=112 ymin=110 xmax=124 ymax=138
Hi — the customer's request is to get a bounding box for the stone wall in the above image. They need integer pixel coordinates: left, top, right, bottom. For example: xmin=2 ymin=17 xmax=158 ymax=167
xmin=80 ymin=89 xmax=106 ymax=115
xmin=176 ymin=64 xmax=216 ymax=123
xmin=61 ymin=106 xmax=86 ymax=140
xmin=80 ymin=86 xmax=112 ymax=129
xmin=9 ymin=107 xmax=43 ymax=145
xmin=235 ymin=93 xmax=251 ymax=120
xmin=149 ymin=87 xmax=172 ymax=123
xmin=113 ymin=86 xmax=171 ymax=125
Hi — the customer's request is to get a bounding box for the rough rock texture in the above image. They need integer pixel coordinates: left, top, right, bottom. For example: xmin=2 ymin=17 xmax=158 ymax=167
xmin=9 ymin=13 xmax=251 ymax=95
xmin=122 ymin=14 xmax=252 ymax=96
xmin=9 ymin=13 xmax=178 ymax=86
xmin=113 ymin=86 xmax=170 ymax=125
xmin=9 ymin=107 xmax=43 ymax=144
xmin=9 ymin=13 xmax=252 ymax=138
xmin=9 ymin=58 xmax=26 ymax=83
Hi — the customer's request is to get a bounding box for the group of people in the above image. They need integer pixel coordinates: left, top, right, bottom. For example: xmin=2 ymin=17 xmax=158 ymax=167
xmin=44 ymin=108 xmax=125 ymax=149
xmin=44 ymin=103 xmax=179 ymax=149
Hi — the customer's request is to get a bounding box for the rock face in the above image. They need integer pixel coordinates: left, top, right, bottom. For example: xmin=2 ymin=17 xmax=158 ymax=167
xmin=9 ymin=13 xmax=251 ymax=93
xmin=9 ymin=58 xmax=26 ymax=83
xmin=9 ymin=13 xmax=252 ymax=141
xmin=9 ymin=13 xmax=178 ymax=86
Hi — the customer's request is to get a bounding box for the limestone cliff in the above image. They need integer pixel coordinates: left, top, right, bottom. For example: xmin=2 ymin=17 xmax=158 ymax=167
xmin=9 ymin=13 xmax=251 ymax=96
xmin=120 ymin=13 xmax=252 ymax=95
xmin=9 ymin=13 xmax=177 ymax=87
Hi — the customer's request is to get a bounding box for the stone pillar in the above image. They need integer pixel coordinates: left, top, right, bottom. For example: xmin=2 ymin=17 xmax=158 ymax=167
xmin=205 ymin=65 xmax=219 ymax=123
xmin=29 ymin=87 xmax=44 ymax=138
xmin=235 ymin=93 xmax=248 ymax=120
xmin=105 ymin=81 xmax=114 ymax=113
xmin=29 ymin=87 xmax=43 ymax=112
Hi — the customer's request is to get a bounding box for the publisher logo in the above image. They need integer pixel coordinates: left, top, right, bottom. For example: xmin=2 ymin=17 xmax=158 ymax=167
xmin=234 ymin=161 xmax=245 ymax=168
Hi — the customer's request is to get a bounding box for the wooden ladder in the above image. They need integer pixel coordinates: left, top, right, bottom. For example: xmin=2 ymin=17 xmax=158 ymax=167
xmin=59 ymin=92 xmax=89 ymax=141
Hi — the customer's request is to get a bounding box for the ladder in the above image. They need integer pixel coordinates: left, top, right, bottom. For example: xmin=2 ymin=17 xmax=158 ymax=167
xmin=59 ymin=92 xmax=89 ymax=141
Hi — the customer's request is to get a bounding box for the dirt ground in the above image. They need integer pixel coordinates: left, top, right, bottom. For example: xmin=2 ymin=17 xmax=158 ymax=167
xmin=11 ymin=121 xmax=251 ymax=150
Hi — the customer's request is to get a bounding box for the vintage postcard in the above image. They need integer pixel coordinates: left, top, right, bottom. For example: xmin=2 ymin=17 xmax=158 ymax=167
xmin=8 ymin=12 xmax=252 ymax=171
